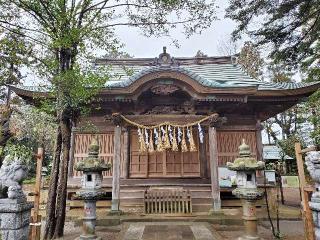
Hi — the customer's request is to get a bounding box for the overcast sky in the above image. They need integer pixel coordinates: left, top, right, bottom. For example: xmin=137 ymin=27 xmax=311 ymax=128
xmin=114 ymin=0 xmax=238 ymax=58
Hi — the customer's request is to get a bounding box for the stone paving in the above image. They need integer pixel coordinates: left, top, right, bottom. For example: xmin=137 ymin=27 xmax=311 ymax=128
xmin=123 ymin=222 xmax=222 ymax=240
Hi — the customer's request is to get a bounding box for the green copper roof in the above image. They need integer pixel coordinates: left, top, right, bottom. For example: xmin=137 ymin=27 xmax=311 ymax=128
xmin=9 ymin=50 xmax=320 ymax=93
xmin=96 ymin=53 xmax=319 ymax=91
xmin=104 ymin=64 xmax=263 ymax=88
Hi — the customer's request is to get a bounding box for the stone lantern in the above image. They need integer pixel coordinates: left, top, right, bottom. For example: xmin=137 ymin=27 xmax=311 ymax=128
xmin=75 ymin=138 xmax=112 ymax=240
xmin=227 ymin=139 xmax=265 ymax=240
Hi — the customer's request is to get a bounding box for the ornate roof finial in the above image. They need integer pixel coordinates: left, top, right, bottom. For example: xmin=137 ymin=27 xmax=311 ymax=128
xmin=152 ymin=46 xmax=179 ymax=67
xmin=163 ymin=46 xmax=167 ymax=54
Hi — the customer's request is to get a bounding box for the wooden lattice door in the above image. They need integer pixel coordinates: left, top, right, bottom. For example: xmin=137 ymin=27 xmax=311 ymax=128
xmin=129 ymin=130 xmax=200 ymax=178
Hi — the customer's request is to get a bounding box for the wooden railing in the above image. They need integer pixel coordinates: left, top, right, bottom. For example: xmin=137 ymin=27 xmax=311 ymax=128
xmin=144 ymin=187 xmax=192 ymax=215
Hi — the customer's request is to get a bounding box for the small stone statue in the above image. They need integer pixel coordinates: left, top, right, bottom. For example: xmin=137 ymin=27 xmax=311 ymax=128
xmin=0 ymin=156 xmax=32 ymax=240
xmin=0 ymin=156 xmax=28 ymax=200
xmin=305 ymin=151 xmax=320 ymax=239
xmin=305 ymin=151 xmax=320 ymax=198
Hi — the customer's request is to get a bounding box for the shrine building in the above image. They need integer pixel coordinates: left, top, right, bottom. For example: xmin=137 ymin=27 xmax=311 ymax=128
xmin=11 ymin=48 xmax=320 ymax=214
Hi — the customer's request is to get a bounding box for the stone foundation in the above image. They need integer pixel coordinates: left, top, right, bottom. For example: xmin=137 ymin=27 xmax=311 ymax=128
xmin=309 ymin=197 xmax=320 ymax=239
xmin=0 ymin=198 xmax=33 ymax=240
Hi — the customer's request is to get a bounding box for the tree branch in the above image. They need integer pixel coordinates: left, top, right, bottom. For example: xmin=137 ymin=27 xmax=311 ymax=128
xmin=0 ymin=19 xmax=49 ymax=36
xmin=81 ymin=0 xmax=109 ymax=14
xmin=82 ymin=3 xmax=157 ymax=13
xmin=12 ymin=0 xmax=55 ymax=33
xmin=91 ymin=18 xmax=196 ymax=30
xmin=0 ymin=24 xmax=49 ymax=48
xmin=38 ymin=0 xmax=58 ymax=33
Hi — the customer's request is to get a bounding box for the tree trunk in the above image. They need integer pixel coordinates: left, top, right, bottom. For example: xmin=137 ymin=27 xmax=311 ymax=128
xmin=0 ymin=107 xmax=12 ymax=164
xmin=53 ymin=113 xmax=71 ymax=238
xmin=43 ymin=126 xmax=62 ymax=240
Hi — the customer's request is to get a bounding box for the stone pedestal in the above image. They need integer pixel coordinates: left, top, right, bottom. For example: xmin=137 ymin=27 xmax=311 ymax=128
xmin=309 ymin=197 xmax=320 ymax=239
xmin=0 ymin=198 xmax=33 ymax=240
xmin=239 ymin=199 xmax=260 ymax=240
xmin=79 ymin=200 xmax=101 ymax=240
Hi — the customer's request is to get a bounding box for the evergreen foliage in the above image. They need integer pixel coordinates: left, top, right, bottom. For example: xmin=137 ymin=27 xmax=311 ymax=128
xmin=227 ymin=0 xmax=320 ymax=146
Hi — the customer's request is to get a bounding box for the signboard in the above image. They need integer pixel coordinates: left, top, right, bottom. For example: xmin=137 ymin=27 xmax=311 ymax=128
xmin=219 ymin=167 xmax=236 ymax=187
xmin=265 ymin=170 xmax=276 ymax=184
xmin=281 ymin=176 xmax=300 ymax=188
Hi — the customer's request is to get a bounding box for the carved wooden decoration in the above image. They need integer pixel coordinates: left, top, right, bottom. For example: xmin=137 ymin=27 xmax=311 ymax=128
xmin=150 ymin=84 xmax=180 ymax=95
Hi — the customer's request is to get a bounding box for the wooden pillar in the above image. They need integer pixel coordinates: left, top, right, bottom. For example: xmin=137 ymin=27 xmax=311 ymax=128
xmin=199 ymin=128 xmax=208 ymax=178
xmin=31 ymin=147 xmax=43 ymax=240
xmin=209 ymin=126 xmax=221 ymax=212
xmin=111 ymin=126 xmax=121 ymax=212
xmin=255 ymin=120 xmax=264 ymax=161
xmin=122 ymin=128 xmax=130 ymax=179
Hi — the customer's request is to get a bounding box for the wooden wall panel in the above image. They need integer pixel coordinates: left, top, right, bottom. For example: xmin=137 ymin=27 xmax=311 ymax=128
xmin=129 ymin=132 xmax=149 ymax=177
xmin=129 ymin=129 xmax=200 ymax=178
xmin=148 ymin=153 xmax=163 ymax=177
xmin=73 ymin=132 xmax=125 ymax=178
xmin=166 ymin=151 xmax=182 ymax=176
xmin=206 ymin=130 xmax=257 ymax=166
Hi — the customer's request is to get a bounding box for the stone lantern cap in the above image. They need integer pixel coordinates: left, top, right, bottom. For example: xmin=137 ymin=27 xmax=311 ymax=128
xmin=75 ymin=138 xmax=112 ymax=172
xmin=227 ymin=139 xmax=265 ymax=171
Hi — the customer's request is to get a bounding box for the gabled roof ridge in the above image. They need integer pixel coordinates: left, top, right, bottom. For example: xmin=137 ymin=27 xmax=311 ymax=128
xmin=95 ymin=55 xmax=234 ymax=66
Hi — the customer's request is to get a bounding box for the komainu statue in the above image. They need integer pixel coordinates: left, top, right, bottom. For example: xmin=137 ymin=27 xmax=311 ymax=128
xmin=305 ymin=150 xmax=320 ymax=239
xmin=0 ymin=156 xmax=28 ymax=199
xmin=305 ymin=151 xmax=320 ymax=198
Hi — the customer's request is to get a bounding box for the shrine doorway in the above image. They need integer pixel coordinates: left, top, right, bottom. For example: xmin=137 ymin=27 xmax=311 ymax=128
xmin=129 ymin=131 xmax=200 ymax=178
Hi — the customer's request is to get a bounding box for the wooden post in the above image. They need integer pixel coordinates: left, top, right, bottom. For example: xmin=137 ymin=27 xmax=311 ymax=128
xmin=122 ymin=128 xmax=130 ymax=179
xmin=199 ymin=128 xmax=207 ymax=178
xmin=255 ymin=120 xmax=263 ymax=161
xmin=295 ymin=142 xmax=315 ymax=240
xmin=209 ymin=127 xmax=221 ymax=212
xmin=30 ymin=147 xmax=43 ymax=240
xmin=296 ymin=143 xmax=307 ymax=209
xmin=111 ymin=126 xmax=121 ymax=213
